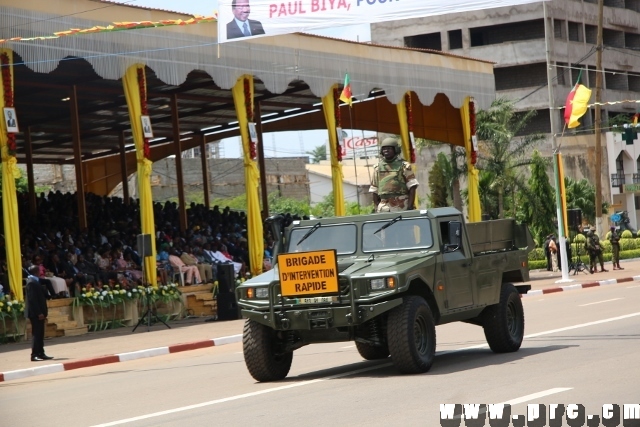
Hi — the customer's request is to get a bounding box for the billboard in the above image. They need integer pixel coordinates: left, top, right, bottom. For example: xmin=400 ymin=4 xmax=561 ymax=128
xmin=218 ymin=0 xmax=547 ymax=43
xmin=328 ymin=136 xmax=378 ymax=160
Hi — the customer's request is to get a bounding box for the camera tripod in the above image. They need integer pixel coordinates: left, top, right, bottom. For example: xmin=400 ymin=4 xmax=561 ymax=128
xmin=132 ymin=248 xmax=171 ymax=332
xmin=133 ymin=292 xmax=171 ymax=332
xmin=569 ymin=233 xmax=589 ymax=275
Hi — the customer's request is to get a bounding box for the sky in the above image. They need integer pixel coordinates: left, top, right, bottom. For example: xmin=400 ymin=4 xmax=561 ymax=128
xmin=114 ymin=0 xmax=372 ymax=159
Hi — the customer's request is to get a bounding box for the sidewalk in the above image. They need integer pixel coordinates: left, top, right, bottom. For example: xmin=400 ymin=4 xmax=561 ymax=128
xmin=2 ymin=257 xmax=639 ymax=383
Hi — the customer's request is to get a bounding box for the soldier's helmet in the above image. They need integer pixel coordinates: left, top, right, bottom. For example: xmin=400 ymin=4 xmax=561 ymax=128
xmin=380 ymin=137 xmax=400 ymax=154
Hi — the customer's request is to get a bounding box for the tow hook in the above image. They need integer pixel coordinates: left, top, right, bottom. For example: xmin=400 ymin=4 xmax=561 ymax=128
xmin=279 ymin=316 xmax=291 ymax=330
xmin=345 ymin=313 xmax=353 ymax=324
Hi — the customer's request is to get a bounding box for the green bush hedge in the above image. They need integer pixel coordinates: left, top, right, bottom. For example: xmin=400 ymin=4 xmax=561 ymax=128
xmin=528 ymin=249 xmax=640 ymax=270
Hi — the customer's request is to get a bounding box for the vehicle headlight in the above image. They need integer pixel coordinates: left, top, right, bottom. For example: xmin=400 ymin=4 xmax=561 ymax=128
xmin=255 ymin=287 xmax=269 ymax=299
xmin=371 ymin=277 xmax=397 ymax=291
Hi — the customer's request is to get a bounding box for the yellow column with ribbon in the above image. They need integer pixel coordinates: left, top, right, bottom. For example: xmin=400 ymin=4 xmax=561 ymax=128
xmin=460 ymin=96 xmax=481 ymax=222
xmin=321 ymin=85 xmax=345 ymax=217
xmin=231 ymin=75 xmax=264 ymax=277
xmin=122 ymin=64 xmax=157 ymax=286
xmin=0 ymin=49 xmax=23 ymax=301
xmin=396 ymin=92 xmax=418 ymax=208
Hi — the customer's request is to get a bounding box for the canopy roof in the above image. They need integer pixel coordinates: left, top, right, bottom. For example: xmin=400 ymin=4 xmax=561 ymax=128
xmin=2 ymin=0 xmax=495 ymax=188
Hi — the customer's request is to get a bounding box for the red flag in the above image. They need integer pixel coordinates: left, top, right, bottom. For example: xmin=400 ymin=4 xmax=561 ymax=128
xmin=339 ymin=73 xmax=352 ymax=107
xmin=564 ymin=83 xmax=591 ymax=128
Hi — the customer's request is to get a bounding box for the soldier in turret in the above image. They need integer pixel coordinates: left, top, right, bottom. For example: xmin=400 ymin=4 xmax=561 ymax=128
xmin=369 ymin=137 xmax=418 ymax=212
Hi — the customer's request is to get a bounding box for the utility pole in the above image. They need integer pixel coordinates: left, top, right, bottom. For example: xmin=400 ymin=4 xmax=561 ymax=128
xmin=594 ymin=0 xmax=604 ymax=234
xmin=544 ymin=2 xmax=571 ymax=282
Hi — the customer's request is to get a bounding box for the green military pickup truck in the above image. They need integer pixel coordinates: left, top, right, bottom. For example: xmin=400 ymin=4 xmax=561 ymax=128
xmin=236 ymin=208 xmax=533 ymax=382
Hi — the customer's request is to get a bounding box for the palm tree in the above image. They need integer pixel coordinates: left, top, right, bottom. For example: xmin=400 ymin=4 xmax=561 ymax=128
xmin=415 ymin=138 xmax=466 ymax=211
xmin=475 ymin=98 xmax=545 ymax=218
xmin=565 ymin=176 xmax=609 ymax=224
xmin=306 ymin=144 xmax=327 ymax=164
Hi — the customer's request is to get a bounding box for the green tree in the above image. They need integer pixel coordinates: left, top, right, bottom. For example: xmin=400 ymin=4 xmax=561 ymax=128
xmin=565 ymin=176 xmax=609 ymax=224
xmin=519 ymin=151 xmax=556 ymax=245
xmin=475 ymin=98 xmax=545 ymax=218
xmin=0 ymin=165 xmax=29 ymax=196
xmin=310 ymin=192 xmax=373 ymax=218
xmin=428 ymin=152 xmax=449 ymax=207
xmin=306 ymin=144 xmax=327 ymax=164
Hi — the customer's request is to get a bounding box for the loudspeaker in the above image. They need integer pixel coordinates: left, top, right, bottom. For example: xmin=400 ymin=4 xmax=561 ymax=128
xmin=217 ymin=263 xmax=236 ymax=294
xmin=217 ymin=293 xmax=241 ymax=321
xmin=567 ymin=209 xmax=582 ymax=230
xmin=137 ymin=234 xmax=152 ymax=257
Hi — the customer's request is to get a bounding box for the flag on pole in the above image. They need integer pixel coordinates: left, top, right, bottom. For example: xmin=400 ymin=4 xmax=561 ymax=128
xmin=564 ymin=83 xmax=592 ymax=128
xmin=339 ymin=73 xmax=352 ymax=107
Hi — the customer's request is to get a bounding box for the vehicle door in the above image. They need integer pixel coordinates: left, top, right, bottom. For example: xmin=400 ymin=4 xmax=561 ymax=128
xmin=439 ymin=219 xmax=474 ymax=309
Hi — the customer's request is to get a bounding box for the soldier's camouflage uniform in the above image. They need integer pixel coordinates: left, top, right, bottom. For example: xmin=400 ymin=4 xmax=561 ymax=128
xmin=369 ymin=157 xmax=418 ymax=212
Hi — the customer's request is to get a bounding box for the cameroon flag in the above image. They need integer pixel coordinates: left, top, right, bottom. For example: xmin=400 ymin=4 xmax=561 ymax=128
xmin=339 ymin=73 xmax=352 ymax=107
xmin=564 ymin=83 xmax=591 ymax=129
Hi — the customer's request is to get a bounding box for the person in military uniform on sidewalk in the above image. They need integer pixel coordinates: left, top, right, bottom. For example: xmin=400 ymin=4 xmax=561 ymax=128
xmin=609 ymin=226 xmax=624 ymax=270
xmin=585 ymin=226 xmax=608 ymax=274
xmin=369 ymin=137 xmax=418 ymax=212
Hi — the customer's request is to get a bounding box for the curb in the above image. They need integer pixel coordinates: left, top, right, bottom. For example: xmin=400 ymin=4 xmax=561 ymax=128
xmin=0 ymin=334 xmax=243 ymax=383
xmin=522 ymin=275 xmax=640 ymax=297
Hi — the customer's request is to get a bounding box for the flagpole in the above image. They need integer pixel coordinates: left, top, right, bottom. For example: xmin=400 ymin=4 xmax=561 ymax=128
xmin=544 ymin=2 xmax=572 ymax=282
xmin=594 ymin=0 xmax=604 ymax=235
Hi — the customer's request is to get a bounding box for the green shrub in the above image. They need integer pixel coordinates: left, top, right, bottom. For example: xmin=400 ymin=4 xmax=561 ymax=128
xmin=620 ymin=239 xmax=637 ymax=251
xmin=528 ymin=260 xmax=547 ymax=270
xmin=600 ymin=240 xmax=611 ymax=253
xmin=573 ymin=234 xmax=586 ymax=244
xmin=621 ymin=230 xmax=634 ymax=239
xmin=528 ymin=248 xmax=546 ymax=261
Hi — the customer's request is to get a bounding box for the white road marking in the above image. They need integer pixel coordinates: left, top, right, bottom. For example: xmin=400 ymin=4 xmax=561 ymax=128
xmin=499 ymin=388 xmax=572 ymax=405
xmin=91 ymin=311 xmax=640 ymax=426
xmin=341 ymin=345 xmax=355 ymax=349
xmin=90 ymin=363 xmax=392 ymax=427
xmin=627 ymin=285 xmax=640 ymax=289
xmin=578 ymin=298 xmax=622 ymax=307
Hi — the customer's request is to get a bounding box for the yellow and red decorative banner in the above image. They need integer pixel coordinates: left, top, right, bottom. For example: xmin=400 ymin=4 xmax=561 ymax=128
xmin=333 ymin=87 xmax=342 ymax=162
xmin=564 ymin=83 xmax=592 ymax=129
xmin=0 ymin=16 xmax=216 ymax=45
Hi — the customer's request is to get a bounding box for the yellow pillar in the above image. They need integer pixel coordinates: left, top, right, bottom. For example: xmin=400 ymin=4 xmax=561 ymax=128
xmin=0 ymin=49 xmax=23 ymax=301
xmin=122 ymin=64 xmax=157 ymax=286
xmin=460 ymin=97 xmax=481 ymax=222
xmin=231 ymin=75 xmax=264 ymax=277
xmin=321 ymin=86 xmax=346 ymax=217
xmin=396 ymin=92 xmax=418 ymax=208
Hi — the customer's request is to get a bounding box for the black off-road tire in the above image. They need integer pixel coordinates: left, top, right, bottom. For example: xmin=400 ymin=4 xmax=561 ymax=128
xmin=243 ymin=319 xmax=293 ymax=382
xmin=482 ymin=283 xmax=525 ymax=353
xmin=387 ymin=296 xmax=436 ymax=374
xmin=355 ymin=341 xmax=390 ymax=360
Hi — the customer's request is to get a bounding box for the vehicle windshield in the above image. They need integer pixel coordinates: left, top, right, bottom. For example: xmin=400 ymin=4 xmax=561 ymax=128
xmin=288 ymin=224 xmax=357 ymax=255
xmin=362 ymin=217 xmax=434 ymax=252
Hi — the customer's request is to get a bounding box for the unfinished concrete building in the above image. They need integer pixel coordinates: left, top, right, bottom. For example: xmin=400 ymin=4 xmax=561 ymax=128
xmin=371 ymin=1 xmax=640 ymax=136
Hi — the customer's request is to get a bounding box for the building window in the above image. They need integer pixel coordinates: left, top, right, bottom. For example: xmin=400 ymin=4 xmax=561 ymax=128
xmin=554 ymin=19 xmax=565 ymax=39
xmin=604 ymin=0 xmax=625 ymax=8
xmin=606 ymin=69 xmax=628 ymax=91
xmin=404 ymin=32 xmax=442 ymax=51
xmin=448 ymin=29 xmax=463 ymax=49
xmin=585 ymin=25 xmax=597 ymax=44
xmin=603 ymin=28 xmax=625 ymax=48
xmin=469 ymin=19 xmax=544 ymax=47
xmin=568 ymin=21 xmax=583 ymax=42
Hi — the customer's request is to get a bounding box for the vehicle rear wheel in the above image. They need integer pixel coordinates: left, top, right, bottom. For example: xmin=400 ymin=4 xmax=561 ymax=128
xmin=243 ymin=319 xmax=293 ymax=382
xmin=387 ymin=296 xmax=436 ymax=374
xmin=482 ymin=283 xmax=524 ymax=353
xmin=355 ymin=341 xmax=390 ymax=360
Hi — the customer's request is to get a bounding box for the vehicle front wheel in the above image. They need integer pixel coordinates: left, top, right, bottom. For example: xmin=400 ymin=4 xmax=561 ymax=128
xmin=243 ymin=319 xmax=293 ymax=382
xmin=482 ymin=283 xmax=525 ymax=353
xmin=387 ymin=296 xmax=436 ymax=374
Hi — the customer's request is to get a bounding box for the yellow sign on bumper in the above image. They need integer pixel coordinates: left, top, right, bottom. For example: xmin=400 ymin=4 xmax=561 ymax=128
xmin=278 ymin=249 xmax=339 ymax=297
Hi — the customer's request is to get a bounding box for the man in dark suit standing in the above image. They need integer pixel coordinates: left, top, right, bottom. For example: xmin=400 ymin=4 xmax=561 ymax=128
xmin=227 ymin=0 xmax=265 ymax=40
xmin=26 ymin=266 xmax=53 ymax=361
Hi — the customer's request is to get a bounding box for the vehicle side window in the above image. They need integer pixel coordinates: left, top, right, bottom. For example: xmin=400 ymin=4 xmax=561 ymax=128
xmin=440 ymin=220 xmax=465 ymax=255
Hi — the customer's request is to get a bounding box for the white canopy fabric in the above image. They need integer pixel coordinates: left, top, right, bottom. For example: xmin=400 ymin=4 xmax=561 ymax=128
xmin=1 ymin=1 xmax=495 ymax=109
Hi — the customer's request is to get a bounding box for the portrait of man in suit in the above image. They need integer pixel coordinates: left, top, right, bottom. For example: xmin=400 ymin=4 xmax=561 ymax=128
xmin=4 ymin=107 xmax=18 ymax=132
xmin=227 ymin=0 xmax=265 ymax=40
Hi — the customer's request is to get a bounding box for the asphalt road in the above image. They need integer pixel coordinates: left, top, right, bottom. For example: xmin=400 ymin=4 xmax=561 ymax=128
xmin=2 ymin=282 xmax=639 ymax=427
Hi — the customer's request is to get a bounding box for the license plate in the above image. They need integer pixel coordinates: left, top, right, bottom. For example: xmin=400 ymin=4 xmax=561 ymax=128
xmin=295 ymin=296 xmax=337 ymax=304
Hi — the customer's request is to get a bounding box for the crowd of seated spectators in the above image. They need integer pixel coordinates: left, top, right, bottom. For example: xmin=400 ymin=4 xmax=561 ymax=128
xmin=0 ymin=191 xmax=283 ymax=300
